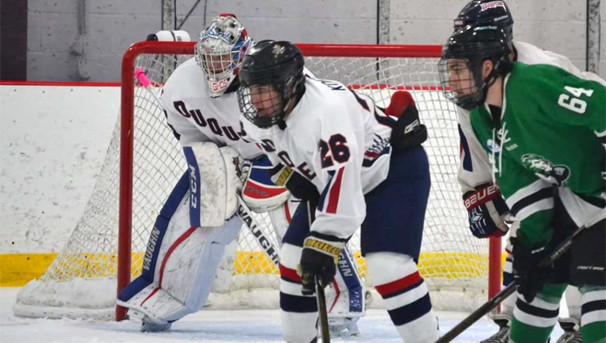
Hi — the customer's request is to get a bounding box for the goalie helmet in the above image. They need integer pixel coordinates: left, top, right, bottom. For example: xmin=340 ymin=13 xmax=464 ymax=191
xmin=454 ymin=0 xmax=514 ymax=40
xmin=438 ymin=25 xmax=512 ymax=110
xmin=237 ymin=40 xmax=305 ymax=129
xmin=195 ymin=13 xmax=252 ymax=97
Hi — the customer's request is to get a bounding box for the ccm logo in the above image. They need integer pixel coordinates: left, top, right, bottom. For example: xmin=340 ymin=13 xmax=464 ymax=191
xmin=188 ymin=163 xmax=198 ymax=208
xmin=464 ymin=184 xmax=499 ymax=209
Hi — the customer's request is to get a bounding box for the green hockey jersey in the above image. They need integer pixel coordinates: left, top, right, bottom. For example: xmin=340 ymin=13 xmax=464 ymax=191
xmin=470 ymin=62 xmax=605 ymax=246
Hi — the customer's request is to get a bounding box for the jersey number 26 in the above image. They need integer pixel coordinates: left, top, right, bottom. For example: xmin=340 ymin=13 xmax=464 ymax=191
xmin=320 ymin=134 xmax=350 ymax=168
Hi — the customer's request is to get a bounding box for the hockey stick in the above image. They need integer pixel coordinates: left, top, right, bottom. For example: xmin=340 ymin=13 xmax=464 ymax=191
xmin=236 ymin=195 xmax=280 ymax=266
xmin=435 ymin=217 xmax=592 ymax=343
xmin=135 ymin=68 xmax=282 ymax=268
xmin=306 ymin=200 xmax=331 ymax=343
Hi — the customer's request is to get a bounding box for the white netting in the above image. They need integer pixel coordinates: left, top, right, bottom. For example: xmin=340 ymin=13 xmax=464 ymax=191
xmin=14 ymin=44 xmax=491 ymax=319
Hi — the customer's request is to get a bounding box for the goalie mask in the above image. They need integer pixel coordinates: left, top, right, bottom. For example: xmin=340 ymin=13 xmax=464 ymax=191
xmin=195 ymin=13 xmax=252 ymax=97
xmin=237 ymin=40 xmax=305 ymax=129
xmin=454 ymin=0 xmax=514 ymax=40
xmin=438 ymin=25 xmax=512 ymax=110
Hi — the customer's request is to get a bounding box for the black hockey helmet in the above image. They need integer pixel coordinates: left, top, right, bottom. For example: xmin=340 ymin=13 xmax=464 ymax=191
xmin=438 ymin=25 xmax=512 ymax=110
xmin=238 ymin=40 xmax=306 ymax=128
xmin=454 ymin=0 xmax=514 ymax=40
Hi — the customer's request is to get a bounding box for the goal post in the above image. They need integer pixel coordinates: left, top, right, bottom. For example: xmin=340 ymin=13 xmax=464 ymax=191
xmin=14 ymin=41 xmax=502 ymax=321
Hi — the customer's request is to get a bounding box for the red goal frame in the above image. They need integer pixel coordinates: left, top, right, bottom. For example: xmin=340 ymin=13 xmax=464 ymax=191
xmin=118 ymin=41 xmax=502 ymax=320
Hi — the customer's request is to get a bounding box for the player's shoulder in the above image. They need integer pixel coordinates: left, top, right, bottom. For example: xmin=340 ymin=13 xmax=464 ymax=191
xmin=509 ymin=62 xmax=568 ymax=87
xmin=513 ymin=41 xmax=578 ymax=70
xmin=163 ymin=58 xmax=208 ymax=95
xmin=304 ymin=77 xmax=354 ymax=110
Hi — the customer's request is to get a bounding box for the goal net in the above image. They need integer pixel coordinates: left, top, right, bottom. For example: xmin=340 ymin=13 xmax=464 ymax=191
xmin=14 ymin=41 xmax=501 ymax=320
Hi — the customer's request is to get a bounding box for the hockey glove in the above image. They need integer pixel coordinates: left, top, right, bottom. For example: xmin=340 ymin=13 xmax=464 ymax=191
xmin=299 ymin=233 xmax=346 ymax=295
xmin=269 ymin=163 xmax=320 ymax=202
xmin=387 ymin=91 xmax=428 ymax=151
xmin=463 ymin=183 xmax=510 ymax=238
xmin=511 ymin=236 xmax=553 ymax=303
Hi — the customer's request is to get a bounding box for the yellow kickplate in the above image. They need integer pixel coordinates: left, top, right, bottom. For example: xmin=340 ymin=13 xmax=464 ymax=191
xmin=0 ymin=253 xmax=57 ymax=287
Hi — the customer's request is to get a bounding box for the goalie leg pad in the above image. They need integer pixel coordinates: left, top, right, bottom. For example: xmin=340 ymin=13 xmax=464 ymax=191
xmin=117 ymin=174 xmax=241 ymax=324
xmin=367 ymin=252 xmax=439 ymax=343
xmin=183 ymin=142 xmax=243 ymax=227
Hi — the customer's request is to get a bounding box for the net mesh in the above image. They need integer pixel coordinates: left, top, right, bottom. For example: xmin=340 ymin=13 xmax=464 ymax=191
xmin=14 ymin=44 xmax=490 ymax=319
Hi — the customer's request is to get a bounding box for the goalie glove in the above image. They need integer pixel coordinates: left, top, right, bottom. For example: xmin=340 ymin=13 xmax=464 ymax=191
xmin=463 ymin=183 xmax=510 ymax=238
xmin=238 ymin=156 xmax=290 ymax=212
xmin=299 ymin=232 xmax=346 ymax=295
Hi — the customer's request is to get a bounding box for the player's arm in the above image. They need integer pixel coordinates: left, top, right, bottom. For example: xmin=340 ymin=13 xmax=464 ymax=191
xmin=461 ymin=107 xmax=511 ymax=238
xmin=299 ymin=100 xmax=366 ymax=293
xmin=500 ymin=174 xmax=558 ymax=303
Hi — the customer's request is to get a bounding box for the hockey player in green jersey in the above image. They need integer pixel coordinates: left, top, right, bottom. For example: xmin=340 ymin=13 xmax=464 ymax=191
xmin=439 ymin=25 xmax=606 ymax=343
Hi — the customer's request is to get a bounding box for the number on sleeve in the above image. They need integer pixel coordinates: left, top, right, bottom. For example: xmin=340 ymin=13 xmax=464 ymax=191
xmin=557 ymin=86 xmax=595 ymax=114
xmin=319 ymin=134 xmax=350 ymax=168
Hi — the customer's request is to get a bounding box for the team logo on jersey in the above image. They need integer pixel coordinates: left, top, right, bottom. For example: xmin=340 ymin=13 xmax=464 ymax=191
xmin=521 ymin=153 xmax=570 ymax=186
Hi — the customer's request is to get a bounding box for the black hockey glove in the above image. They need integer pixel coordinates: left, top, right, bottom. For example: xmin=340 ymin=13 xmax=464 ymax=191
xmin=387 ymin=91 xmax=428 ymax=151
xmin=463 ymin=183 xmax=510 ymax=238
xmin=269 ymin=163 xmax=320 ymax=202
xmin=298 ymin=232 xmax=346 ymax=295
xmin=511 ymin=236 xmax=554 ymax=303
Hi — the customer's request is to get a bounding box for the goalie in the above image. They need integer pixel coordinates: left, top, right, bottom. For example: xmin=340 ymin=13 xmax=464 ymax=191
xmin=116 ymin=13 xmax=366 ymax=335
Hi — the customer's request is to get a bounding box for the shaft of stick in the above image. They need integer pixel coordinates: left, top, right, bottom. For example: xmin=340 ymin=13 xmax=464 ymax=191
xmin=306 ymin=200 xmax=330 ymax=342
xmin=435 ymin=223 xmax=588 ymax=343
xmin=316 ymin=276 xmax=331 ymax=343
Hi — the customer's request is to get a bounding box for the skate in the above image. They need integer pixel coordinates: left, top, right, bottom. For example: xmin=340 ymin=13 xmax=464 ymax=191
xmin=140 ymin=316 xmax=172 ymax=332
xmin=555 ymin=318 xmax=582 ymax=343
xmin=480 ymin=314 xmax=511 ymax=343
xmin=328 ymin=317 xmax=360 ymax=337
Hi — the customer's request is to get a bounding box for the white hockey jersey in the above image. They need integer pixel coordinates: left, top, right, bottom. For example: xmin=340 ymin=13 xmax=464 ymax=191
xmin=242 ymin=77 xmax=395 ymax=240
xmin=456 ymin=41 xmax=605 ymax=194
xmin=160 ymin=58 xmax=262 ymax=160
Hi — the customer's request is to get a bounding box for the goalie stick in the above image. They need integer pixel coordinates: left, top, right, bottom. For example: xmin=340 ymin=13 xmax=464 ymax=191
xmin=135 ymin=68 xmax=281 ymax=268
xmin=435 ymin=211 xmax=598 ymax=343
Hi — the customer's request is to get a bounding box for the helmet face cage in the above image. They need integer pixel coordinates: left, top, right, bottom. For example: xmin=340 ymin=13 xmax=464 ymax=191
xmin=439 ymin=26 xmax=512 ymax=110
xmin=238 ymin=74 xmax=298 ymax=129
xmin=195 ymin=14 xmax=252 ymax=97
xmin=453 ymin=0 xmax=514 ymax=40
xmin=439 ymin=56 xmax=486 ymax=110
xmin=238 ymin=40 xmax=305 ymax=128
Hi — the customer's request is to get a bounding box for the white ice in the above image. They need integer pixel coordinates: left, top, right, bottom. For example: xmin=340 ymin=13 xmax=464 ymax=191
xmin=1 ymin=287 xmax=565 ymax=343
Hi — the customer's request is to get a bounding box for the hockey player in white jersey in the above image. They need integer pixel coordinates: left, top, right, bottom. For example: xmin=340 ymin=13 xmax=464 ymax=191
xmin=238 ymin=40 xmax=439 ymax=343
xmin=449 ymin=1 xmax=604 ymax=342
xmin=116 ymin=14 xmax=365 ymax=334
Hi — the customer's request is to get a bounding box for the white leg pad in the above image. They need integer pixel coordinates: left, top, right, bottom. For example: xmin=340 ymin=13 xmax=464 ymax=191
xmin=117 ymin=183 xmax=241 ymax=324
